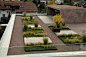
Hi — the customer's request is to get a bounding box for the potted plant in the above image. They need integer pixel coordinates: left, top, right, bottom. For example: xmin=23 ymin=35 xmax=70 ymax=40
xmin=53 ymin=14 xmax=64 ymax=32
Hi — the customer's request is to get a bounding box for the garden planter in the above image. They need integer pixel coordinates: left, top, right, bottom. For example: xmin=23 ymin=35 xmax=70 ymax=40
xmin=53 ymin=28 xmax=60 ymax=32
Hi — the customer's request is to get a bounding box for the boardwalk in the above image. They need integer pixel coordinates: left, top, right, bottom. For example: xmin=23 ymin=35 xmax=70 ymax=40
xmin=34 ymin=16 xmax=64 ymax=44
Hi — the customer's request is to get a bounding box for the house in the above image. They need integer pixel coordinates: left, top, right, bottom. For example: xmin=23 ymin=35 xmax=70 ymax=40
xmin=0 ymin=1 xmax=38 ymax=21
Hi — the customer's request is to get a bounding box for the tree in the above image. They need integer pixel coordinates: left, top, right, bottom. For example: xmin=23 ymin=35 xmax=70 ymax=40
xmin=48 ymin=0 xmax=56 ymax=5
xmin=53 ymin=14 xmax=64 ymax=28
xmin=32 ymin=0 xmax=38 ymax=6
xmin=70 ymin=0 xmax=74 ymax=5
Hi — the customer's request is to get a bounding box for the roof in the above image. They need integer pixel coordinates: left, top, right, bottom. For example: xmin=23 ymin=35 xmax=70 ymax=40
xmin=47 ymin=5 xmax=86 ymax=10
xmin=0 ymin=1 xmax=38 ymax=12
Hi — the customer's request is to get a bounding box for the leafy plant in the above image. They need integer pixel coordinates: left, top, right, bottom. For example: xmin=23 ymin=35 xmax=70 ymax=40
xmin=43 ymin=38 xmax=48 ymax=45
xmin=62 ymin=22 xmax=65 ymax=26
xmin=82 ymin=34 xmax=86 ymax=42
xmin=24 ymin=24 xmax=28 ymax=31
xmin=34 ymin=23 xmax=38 ymax=27
xmin=22 ymin=12 xmax=26 ymax=17
xmin=53 ymin=14 xmax=65 ymax=28
xmin=30 ymin=15 xmax=33 ymax=20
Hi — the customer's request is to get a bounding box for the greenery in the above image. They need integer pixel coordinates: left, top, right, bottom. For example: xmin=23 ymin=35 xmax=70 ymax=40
xmin=48 ymin=0 xmax=56 ymax=5
xmin=25 ymin=45 xmax=57 ymax=52
xmin=23 ymin=24 xmax=28 ymax=31
xmin=43 ymin=38 xmax=48 ymax=45
xmin=48 ymin=25 xmax=70 ymax=30
xmin=34 ymin=23 xmax=38 ymax=27
xmin=25 ymin=42 xmax=57 ymax=52
xmin=22 ymin=12 xmax=26 ymax=17
xmin=30 ymin=15 xmax=33 ymax=20
xmin=82 ymin=34 xmax=86 ymax=42
xmin=23 ymin=27 xmax=47 ymax=37
xmin=62 ymin=22 xmax=65 ymax=26
xmin=22 ymin=17 xmax=38 ymax=25
xmin=57 ymin=34 xmax=83 ymax=44
xmin=53 ymin=14 xmax=65 ymax=28
xmin=64 ymin=0 xmax=74 ymax=5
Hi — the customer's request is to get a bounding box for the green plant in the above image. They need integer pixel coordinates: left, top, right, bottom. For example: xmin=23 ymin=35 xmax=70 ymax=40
xmin=24 ymin=24 xmax=28 ymax=31
xmin=43 ymin=38 xmax=48 ymax=45
xmin=62 ymin=22 xmax=65 ymax=26
xmin=82 ymin=34 xmax=86 ymax=42
xmin=35 ymin=42 xmax=43 ymax=45
xmin=30 ymin=15 xmax=33 ymax=20
xmin=22 ymin=12 xmax=26 ymax=17
xmin=34 ymin=23 xmax=38 ymax=27
xmin=25 ymin=43 xmax=29 ymax=46
xmin=57 ymin=24 xmax=61 ymax=28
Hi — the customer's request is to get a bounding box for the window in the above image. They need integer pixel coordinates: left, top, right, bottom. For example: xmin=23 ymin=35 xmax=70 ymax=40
xmin=6 ymin=6 xmax=10 ymax=8
xmin=3 ymin=0 xmax=5 ymax=1
xmin=10 ymin=0 xmax=12 ymax=1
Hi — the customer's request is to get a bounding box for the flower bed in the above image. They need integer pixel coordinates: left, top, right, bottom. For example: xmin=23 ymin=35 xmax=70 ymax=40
xmin=57 ymin=34 xmax=83 ymax=44
xmin=25 ymin=42 xmax=57 ymax=52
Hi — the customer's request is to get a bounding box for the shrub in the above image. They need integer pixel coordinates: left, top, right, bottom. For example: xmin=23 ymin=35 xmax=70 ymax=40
xmin=22 ymin=12 xmax=26 ymax=17
xmin=25 ymin=43 xmax=29 ymax=46
xmin=43 ymin=38 xmax=48 ymax=45
xmin=30 ymin=15 xmax=33 ymax=20
xmin=64 ymin=38 xmax=70 ymax=43
xmin=28 ymin=26 xmax=31 ymax=29
xmin=34 ymin=23 xmax=38 ymax=27
xmin=62 ymin=22 xmax=65 ymax=26
xmin=24 ymin=24 xmax=28 ymax=30
xmin=57 ymin=24 xmax=61 ymax=28
xmin=25 ymin=18 xmax=28 ymax=21
xmin=82 ymin=34 xmax=86 ymax=42
xmin=57 ymin=34 xmax=67 ymax=37
xmin=35 ymin=42 xmax=43 ymax=45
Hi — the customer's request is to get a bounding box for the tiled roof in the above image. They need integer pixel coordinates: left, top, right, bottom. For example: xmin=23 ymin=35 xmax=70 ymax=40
xmin=0 ymin=1 xmax=38 ymax=12
xmin=47 ymin=5 xmax=86 ymax=10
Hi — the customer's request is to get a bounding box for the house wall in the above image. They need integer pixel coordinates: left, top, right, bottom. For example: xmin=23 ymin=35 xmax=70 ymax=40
xmin=0 ymin=10 xmax=14 ymax=21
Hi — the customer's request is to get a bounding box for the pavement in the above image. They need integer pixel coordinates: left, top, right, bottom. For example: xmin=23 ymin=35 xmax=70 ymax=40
xmin=55 ymin=30 xmax=77 ymax=35
xmin=28 ymin=24 xmax=41 ymax=27
xmin=24 ymin=37 xmax=52 ymax=43
xmin=38 ymin=16 xmax=54 ymax=24
xmin=66 ymin=23 xmax=86 ymax=36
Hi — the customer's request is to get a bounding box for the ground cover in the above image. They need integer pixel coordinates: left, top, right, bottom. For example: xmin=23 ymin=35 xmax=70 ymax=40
xmin=48 ymin=25 xmax=71 ymax=30
xmin=57 ymin=34 xmax=85 ymax=44
xmin=22 ymin=14 xmax=57 ymax=52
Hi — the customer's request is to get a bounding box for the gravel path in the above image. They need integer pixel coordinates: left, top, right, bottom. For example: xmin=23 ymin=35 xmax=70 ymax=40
xmin=34 ymin=16 xmax=64 ymax=44
xmin=9 ymin=16 xmax=24 ymax=47
xmin=66 ymin=23 xmax=86 ymax=36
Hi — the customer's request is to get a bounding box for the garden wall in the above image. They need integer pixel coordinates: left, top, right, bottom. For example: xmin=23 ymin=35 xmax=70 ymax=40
xmin=60 ymin=9 xmax=86 ymax=23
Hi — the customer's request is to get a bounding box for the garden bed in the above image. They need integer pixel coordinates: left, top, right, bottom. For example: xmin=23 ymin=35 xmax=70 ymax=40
xmin=57 ymin=34 xmax=84 ymax=44
xmin=25 ymin=45 xmax=57 ymax=52
xmin=48 ymin=25 xmax=71 ymax=30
